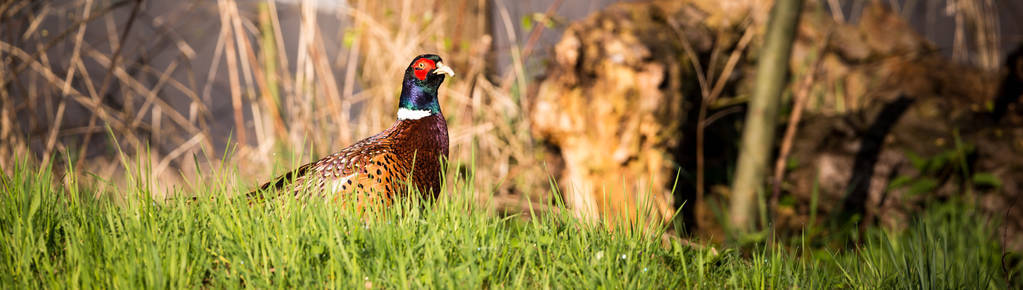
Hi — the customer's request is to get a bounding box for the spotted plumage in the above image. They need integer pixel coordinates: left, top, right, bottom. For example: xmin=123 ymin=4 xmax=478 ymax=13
xmin=252 ymin=54 xmax=453 ymax=205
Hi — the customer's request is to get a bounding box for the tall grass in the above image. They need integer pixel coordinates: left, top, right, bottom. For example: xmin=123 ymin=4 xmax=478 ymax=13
xmin=0 ymin=157 xmax=1017 ymax=288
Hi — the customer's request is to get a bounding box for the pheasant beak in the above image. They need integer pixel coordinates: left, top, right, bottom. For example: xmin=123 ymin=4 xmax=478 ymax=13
xmin=433 ymin=62 xmax=455 ymax=77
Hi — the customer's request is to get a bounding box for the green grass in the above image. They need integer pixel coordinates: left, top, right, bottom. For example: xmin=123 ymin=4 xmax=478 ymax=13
xmin=0 ymin=159 xmax=1018 ymax=288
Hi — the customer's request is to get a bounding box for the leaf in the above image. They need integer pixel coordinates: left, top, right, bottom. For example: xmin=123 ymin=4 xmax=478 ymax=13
xmin=521 ymin=15 xmax=533 ymax=30
xmin=906 ymin=151 xmax=927 ymax=171
xmin=888 ymin=175 xmax=914 ymax=190
xmin=972 ymin=172 xmax=1002 ymax=188
xmin=343 ymin=30 xmax=358 ymax=48
xmin=443 ymin=37 xmax=453 ymax=51
xmin=924 ymin=153 xmax=949 ymax=174
xmin=906 ymin=178 xmax=938 ymax=197
xmin=543 ymin=16 xmax=556 ymax=28
xmin=786 ymin=157 xmax=800 ymax=171
xmin=780 ymin=195 xmax=797 ymax=207
xmin=27 ymin=190 xmax=41 ymax=220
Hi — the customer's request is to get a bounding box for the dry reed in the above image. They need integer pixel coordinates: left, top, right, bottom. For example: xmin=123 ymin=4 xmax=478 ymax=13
xmin=0 ymin=0 xmax=542 ymax=208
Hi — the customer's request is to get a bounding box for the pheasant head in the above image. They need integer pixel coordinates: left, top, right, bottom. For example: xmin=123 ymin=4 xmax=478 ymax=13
xmin=398 ymin=54 xmax=455 ymax=120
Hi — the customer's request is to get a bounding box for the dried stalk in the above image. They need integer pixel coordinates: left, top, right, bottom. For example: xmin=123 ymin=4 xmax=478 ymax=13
xmin=217 ymin=0 xmax=248 ymax=147
xmin=770 ymin=39 xmax=827 ymax=223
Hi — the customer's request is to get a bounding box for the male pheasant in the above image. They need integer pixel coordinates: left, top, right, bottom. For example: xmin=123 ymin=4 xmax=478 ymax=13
xmin=252 ymin=54 xmax=453 ymax=204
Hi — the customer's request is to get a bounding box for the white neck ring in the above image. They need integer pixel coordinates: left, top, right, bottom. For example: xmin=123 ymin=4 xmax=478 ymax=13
xmin=397 ymin=108 xmax=432 ymax=120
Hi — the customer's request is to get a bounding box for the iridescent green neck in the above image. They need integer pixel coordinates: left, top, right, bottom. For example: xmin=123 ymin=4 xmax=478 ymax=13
xmin=398 ymin=79 xmax=441 ymax=114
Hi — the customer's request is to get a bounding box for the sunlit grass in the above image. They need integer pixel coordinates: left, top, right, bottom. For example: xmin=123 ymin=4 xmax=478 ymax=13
xmin=0 ymin=158 xmax=1018 ymax=288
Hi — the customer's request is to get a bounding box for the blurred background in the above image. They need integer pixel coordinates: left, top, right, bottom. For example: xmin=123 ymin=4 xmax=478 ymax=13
xmin=3 ymin=0 xmax=1023 ymax=249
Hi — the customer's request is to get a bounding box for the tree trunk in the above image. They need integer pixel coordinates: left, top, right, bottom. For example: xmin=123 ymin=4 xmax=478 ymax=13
xmin=728 ymin=0 xmax=803 ymax=233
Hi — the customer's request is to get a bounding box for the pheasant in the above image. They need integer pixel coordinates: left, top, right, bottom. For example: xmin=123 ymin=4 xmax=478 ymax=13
xmin=252 ymin=54 xmax=454 ymax=204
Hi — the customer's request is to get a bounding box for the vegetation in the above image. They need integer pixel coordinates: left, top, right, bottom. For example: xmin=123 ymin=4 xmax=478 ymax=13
xmin=0 ymin=158 xmax=1017 ymax=288
xmin=2 ymin=0 xmax=1020 ymax=287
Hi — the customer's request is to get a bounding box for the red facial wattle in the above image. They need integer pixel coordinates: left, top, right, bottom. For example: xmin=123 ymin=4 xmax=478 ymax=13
xmin=412 ymin=58 xmax=436 ymax=81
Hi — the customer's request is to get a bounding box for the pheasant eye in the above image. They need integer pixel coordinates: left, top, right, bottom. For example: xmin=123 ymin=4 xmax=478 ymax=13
xmin=416 ymin=62 xmax=426 ymax=69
